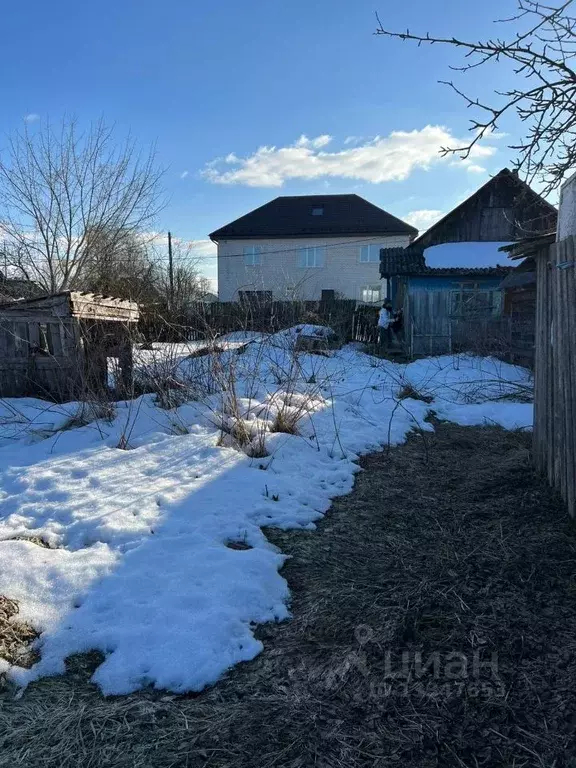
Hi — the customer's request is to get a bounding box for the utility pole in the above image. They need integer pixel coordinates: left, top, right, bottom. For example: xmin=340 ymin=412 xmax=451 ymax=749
xmin=168 ymin=231 xmax=174 ymax=309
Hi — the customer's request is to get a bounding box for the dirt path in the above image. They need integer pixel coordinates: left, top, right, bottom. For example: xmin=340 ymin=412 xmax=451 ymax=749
xmin=1 ymin=423 xmax=575 ymax=767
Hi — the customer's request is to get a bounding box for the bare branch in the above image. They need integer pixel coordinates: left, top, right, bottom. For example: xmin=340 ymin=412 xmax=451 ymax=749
xmin=0 ymin=117 xmax=165 ymax=293
xmin=375 ymin=0 xmax=576 ymax=194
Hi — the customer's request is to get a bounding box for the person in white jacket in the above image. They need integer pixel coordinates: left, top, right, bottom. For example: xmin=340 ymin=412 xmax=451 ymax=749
xmin=377 ymin=300 xmax=393 ymax=346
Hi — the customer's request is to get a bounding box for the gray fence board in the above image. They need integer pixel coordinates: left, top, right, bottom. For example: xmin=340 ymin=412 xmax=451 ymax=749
xmin=534 ymin=235 xmax=576 ymax=517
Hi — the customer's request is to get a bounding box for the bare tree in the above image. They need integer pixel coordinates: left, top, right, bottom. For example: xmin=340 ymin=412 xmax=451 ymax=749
xmin=376 ymin=0 xmax=576 ymax=193
xmin=73 ymin=228 xmax=161 ymax=303
xmin=151 ymin=236 xmax=213 ymax=311
xmin=0 ymin=117 xmax=164 ymax=293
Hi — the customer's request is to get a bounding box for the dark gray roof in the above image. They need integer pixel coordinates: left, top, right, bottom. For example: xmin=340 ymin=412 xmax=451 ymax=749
xmin=380 ymin=247 xmax=511 ymax=279
xmin=209 ymin=194 xmax=418 ymax=241
xmin=411 ymin=266 xmax=512 ymax=277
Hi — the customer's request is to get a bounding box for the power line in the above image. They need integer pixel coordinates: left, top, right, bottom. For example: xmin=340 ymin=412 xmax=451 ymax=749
xmin=1 ymin=235 xmax=405 ymax=264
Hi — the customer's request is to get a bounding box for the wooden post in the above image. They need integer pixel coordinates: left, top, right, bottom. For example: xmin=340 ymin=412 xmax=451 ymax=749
xmin=118 ymin=331 xmax=134 ymax=396
xmin=168 ymin=231 xmax=174 ymax=310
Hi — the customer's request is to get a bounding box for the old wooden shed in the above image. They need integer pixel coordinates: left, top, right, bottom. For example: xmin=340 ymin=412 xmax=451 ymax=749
xmin=0 ymin=291 xmax=139 ymax=399
xmin=380 ymin=169 xmax=557 ymax=358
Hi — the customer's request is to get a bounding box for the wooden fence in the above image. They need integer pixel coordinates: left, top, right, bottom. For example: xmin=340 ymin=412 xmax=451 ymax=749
xmin=534 ymin=235 xmax=576 ymax=518
xmin=404 ymin=290 xmax=533 ymax=364
xmin=141 ymin=299 xmax=372 ymax=343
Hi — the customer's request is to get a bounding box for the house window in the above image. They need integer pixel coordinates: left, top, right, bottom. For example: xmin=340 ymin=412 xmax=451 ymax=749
xmin=359 ymin=245 xmax=383 ymax=263
xmin=243 ymin=246 xmax=262 ymax=266
xmin=311 ymin=206 xmax=324 ymax=216
xmin=360 ymin=285 xmax=382 ymax=304
xmin=298 ymin=246 xmax=325 ymax=268
xmin=451 ymin=284 xmax=501 ymax=317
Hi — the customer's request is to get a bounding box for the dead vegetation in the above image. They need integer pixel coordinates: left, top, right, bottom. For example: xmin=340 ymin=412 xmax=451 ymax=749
xmin=0 ymin=424 xmax=575 ymax=767
xmin=269 ymin=409 xmax=300 ymax=435
xmin=9 ymin=537 xmax=53 ymax=549
xmin=396 ymin=383 xmax=434 ymax=403
xmin=0 ymin=597 xmax=39 ymax=671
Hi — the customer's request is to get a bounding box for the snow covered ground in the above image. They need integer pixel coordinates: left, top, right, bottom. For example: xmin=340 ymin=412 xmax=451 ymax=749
xmin=0 ymin=332 xmax=532 ymax=695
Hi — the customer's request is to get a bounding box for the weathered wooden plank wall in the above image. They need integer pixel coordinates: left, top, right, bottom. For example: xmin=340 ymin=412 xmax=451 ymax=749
xmin=405 ymin=291 xmax=452 ymax=356
xmin=534 ymin=235 xmax=576 ymax=517
xmin=0 ymin=318 xmax=81 ymax=399
xmin=405 ymin=290 xmax=518 ymax=359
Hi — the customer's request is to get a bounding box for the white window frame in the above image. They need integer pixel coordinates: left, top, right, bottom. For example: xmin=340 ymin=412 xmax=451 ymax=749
xmin=360 ymin=284 xmax=382 ymax=304
xmin=298 ymin=246 xmax=325 ymax=268
xmin=243 ymin=246 xmax=262 ymax=266
xmin=359 ymin=244 xmax=383 ymax=263
xmin=450 ymin=284 xmax=502 ymax=317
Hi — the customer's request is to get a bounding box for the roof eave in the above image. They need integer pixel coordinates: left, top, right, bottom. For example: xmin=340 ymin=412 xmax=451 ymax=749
xmin=210 ymin=229 xmax=416 ymax=241
xmin=406 ymin=268 xmax=513 ymax=277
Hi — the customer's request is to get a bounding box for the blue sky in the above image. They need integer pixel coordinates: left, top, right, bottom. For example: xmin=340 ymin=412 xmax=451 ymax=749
xmin=1 ymin=0 xmax=527 ymax=287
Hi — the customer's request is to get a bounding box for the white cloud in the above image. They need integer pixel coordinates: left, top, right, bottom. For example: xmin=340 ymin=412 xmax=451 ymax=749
xmin=189 ymin=239 xmax=217 ymax=259
xmin=404 ymin=209 xmax=444 ymax=230
xmin=466 ymin=164 xmax=487 ymax=174
xmin=180 ymin=170 xmax=189 ymax=179
xmin=202 ymin=126 xmax=496 ymax=188
xmin=295 ymin=134 xmax=332 ymax=149
xmin=23 ymin=113 xmax=40 ymax=123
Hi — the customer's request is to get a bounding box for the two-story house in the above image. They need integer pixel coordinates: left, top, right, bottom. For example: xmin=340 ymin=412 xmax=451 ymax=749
xmin=210 ymin=194 xmax=417 ymax=303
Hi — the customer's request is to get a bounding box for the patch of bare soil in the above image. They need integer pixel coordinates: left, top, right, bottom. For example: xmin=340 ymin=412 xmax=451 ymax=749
xmin=1 ymin=423 xmax=575 ymax=768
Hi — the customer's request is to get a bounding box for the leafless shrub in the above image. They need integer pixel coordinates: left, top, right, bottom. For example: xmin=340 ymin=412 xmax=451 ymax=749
xmin=60 ymin=401 xmax=116 ymax=431
xmin=132 ymin=339 xmax=218 ymax=406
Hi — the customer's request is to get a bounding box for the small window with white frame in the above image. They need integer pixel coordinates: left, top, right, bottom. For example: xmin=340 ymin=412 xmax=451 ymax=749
xmin=243 ymin=246 xmax=262 ymax=266
xmin=450 ymin=283 xmax=501 ymax=317
xmin=360 ymin=284 xmax=382 ymax=304
xmin=298 ymin=246 xmax=325 ymax=268
xmin=359 ymin=244 xmax=384 ymax=263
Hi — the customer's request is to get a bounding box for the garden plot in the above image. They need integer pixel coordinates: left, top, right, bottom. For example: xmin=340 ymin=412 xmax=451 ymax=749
xmin=0 ymin=331 xmax=532 ymax=694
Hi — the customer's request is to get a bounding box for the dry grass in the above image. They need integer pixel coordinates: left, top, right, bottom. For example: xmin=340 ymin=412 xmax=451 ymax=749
xmin=270 ymin=410 xmax=300 ymax=435
xmin=185 ymin=344 xmax=224 ymax=360
xmin=9 ymin=537 xmax=53 ymax=549
xmin=0 ymin=597 xmax=39 ymax=671
xmin=396 ymin=383 xmax=434 ymax=403
xmin=1 ymin=424 xmax=575 ymax=767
